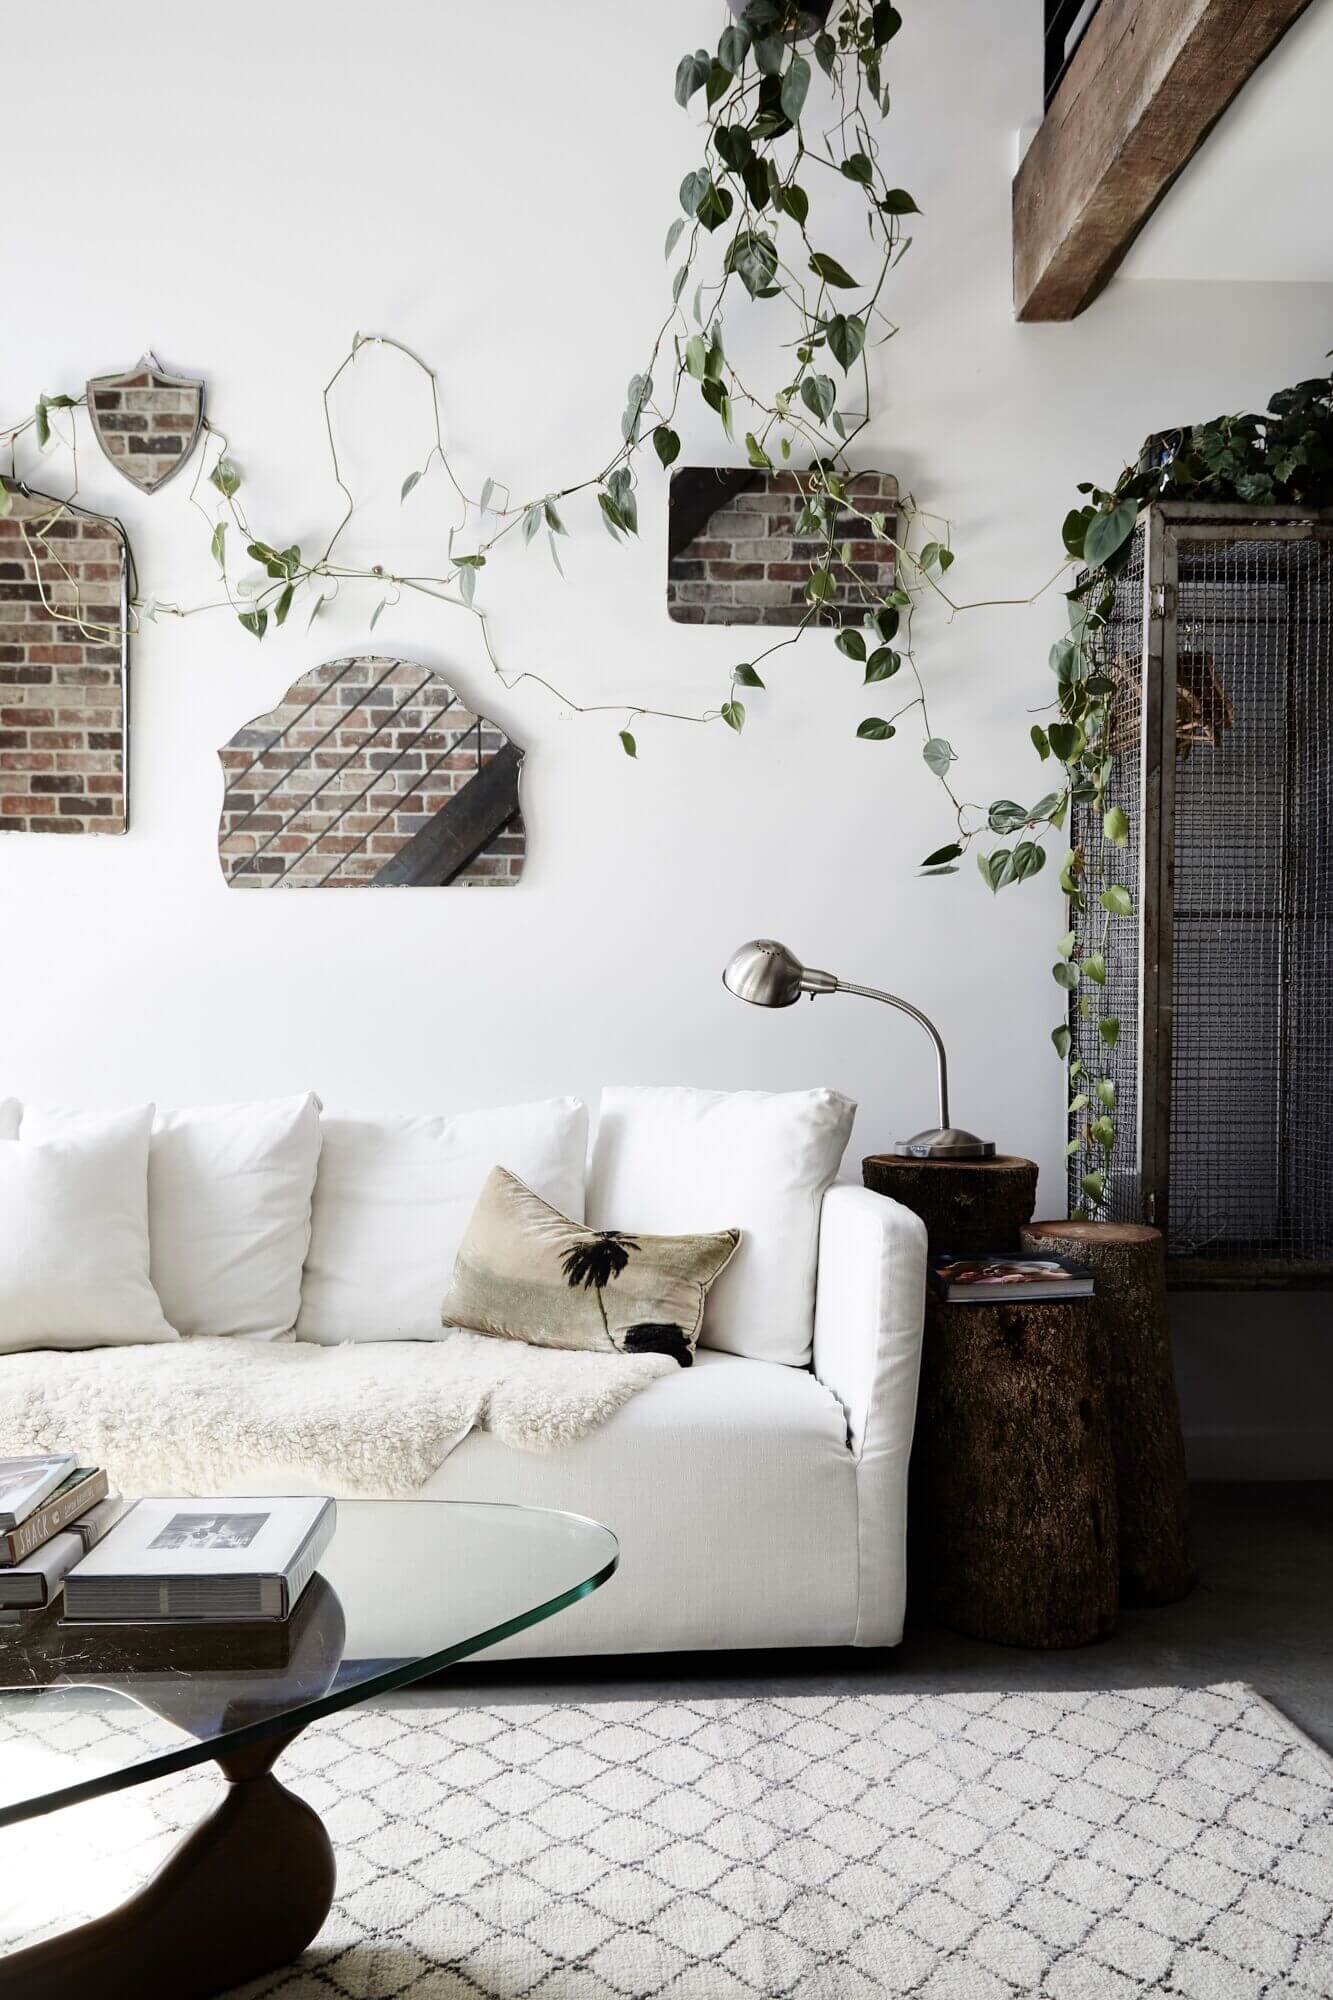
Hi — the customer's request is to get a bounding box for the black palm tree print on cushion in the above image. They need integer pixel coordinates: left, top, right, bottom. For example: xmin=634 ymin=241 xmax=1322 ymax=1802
xmin=560 ymin=1230 xmax=640 ymax=1346
xmin=623 ymin=1322 xmax=693 ymax=1368
xmin=561 ymin=1234 xmax=693 ymax=1363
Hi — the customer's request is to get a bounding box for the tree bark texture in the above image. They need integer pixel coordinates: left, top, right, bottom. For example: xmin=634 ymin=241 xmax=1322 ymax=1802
xmin=862 ymin=1154 xmax=1039 ymax=1256
xmin=1022 ymin=1220 xmax=1194 ymax=1607
xmin=918 ymin=1295 xmax=1120 ymax=1648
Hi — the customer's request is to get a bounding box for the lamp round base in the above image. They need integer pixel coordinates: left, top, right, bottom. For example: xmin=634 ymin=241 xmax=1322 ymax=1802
xmin=892 ymin=1128 xmax=997 ymax=1161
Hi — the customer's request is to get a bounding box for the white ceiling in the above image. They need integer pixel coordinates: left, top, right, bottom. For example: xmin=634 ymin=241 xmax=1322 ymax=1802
xmin=1118 ymin=0 xmax=1333 ymax=283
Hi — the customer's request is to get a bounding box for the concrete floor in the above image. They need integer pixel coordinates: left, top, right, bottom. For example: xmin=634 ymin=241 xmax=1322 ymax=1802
xmin=403 ymin=1482 xmax=1333 ymax=1755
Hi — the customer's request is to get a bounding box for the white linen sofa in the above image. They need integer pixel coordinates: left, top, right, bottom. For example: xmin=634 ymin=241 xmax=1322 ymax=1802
xmin=337 ymin=1183 xmax=928 ymax=1658
xmin=0 ymin=1086 xmax=929 ymax=1658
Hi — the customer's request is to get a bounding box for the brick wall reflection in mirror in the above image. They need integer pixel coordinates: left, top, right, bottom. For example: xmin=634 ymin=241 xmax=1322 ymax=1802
xmin=0 ymin=482 xmax=128 ymax=835
xmin=217 ymin=658 xmax=526 ymax=890
xmin=667 ymin=467 xmax=898 ymax=627
xmin=86 ymin=356 xmax=204 ymax=495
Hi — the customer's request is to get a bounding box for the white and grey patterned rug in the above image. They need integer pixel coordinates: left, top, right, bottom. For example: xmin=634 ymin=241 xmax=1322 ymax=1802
xmin=2 ymin=1684 xmax=1331 ymax=1997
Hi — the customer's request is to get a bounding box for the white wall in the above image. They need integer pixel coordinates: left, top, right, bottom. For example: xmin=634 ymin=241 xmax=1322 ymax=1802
xmin=1122 ymin=0 xmax=1333 ymax=282
xmin=4 ymin=0 xmax=1330 ymax=1220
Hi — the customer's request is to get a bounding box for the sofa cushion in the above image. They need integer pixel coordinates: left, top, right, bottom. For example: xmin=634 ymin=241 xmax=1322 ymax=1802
xmin=441 ymin=1166 xmax=739 ymax=1366
xmin=156 ymin=1351 xmax=862 ymax=1658
xmin=296 ymin=1098 xmax=589 ymax=1345
xmin=0 ymin=1105 xmax=178 ymax=1352
xmin=18 ymin=1095 xmax=323 ymax=1341
xmin=148 ymin=1096 xmax=322 ymax=1339
xmin=587 ymin=1086 xmax=855 ymax=1368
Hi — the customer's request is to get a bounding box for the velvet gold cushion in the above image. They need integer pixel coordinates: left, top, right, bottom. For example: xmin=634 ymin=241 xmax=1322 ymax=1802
xmin=441 ymin=1168 xmax=739 ymax=1368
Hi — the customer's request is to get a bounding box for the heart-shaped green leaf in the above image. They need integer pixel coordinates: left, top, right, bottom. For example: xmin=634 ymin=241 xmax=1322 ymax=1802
xmin=810 ymin=251 xmax=858 ymax=289
xmin=780 ymin=54 xmax=810 ymax=123
xmin=674 ymin=49 xmax=710 ymax=107
xmin=1083 ymin=499 xmax=1138 ymax=570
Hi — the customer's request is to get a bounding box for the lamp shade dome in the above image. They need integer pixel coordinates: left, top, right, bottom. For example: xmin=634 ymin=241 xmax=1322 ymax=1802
xmin=722 ymin=939 xmax=805 ymax=1008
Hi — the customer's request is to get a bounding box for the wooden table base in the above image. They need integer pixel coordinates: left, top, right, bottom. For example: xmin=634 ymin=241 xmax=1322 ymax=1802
xmin=918 ymin=1295 xmax=1120 ymax=1648
xmin=0 ymin=1738 xmax=334 ymax=2000
xmin=1022 ymin=1220 xmax=1194 ymax=1607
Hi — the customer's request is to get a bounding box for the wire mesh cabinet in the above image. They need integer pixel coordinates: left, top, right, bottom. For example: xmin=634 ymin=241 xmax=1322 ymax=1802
xmin=1067 ymin=504 xmax=1333 ymax=1284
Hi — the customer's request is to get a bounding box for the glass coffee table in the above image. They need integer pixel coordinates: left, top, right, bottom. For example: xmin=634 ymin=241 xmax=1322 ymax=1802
xmin=0 ymin=1501 xmax=616 ymax=1999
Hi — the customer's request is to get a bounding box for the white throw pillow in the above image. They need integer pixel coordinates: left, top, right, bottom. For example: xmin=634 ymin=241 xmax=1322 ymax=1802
xmin=0 ymin=1099 xmax=19 ymax=1140
xmin=296 ymin=1098 xmax=589 ymax=1344
xmin=0 ymin=1106 xmax=178 ymax=1351
xmin=20 ymin=1096 xmax=323 ymax=1339
xmin=587 ymin=1086 xmax=856 ymax=1367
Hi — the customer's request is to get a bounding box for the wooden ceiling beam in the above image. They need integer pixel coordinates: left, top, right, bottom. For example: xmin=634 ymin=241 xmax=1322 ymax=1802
xmin=1014 ymin=0 xmax=1315 ymax=322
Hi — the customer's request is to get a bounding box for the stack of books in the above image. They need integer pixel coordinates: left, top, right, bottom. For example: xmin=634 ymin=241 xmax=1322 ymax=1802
xmin=929 ymin=1251 xmax=1095 ymax=1303
xmin=0 ymin=1455 xmax=123 ymax=1619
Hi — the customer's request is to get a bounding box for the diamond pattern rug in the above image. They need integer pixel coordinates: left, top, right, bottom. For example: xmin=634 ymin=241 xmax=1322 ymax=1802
xmin=2 ymin=1683 xmax=1331 ymax=1997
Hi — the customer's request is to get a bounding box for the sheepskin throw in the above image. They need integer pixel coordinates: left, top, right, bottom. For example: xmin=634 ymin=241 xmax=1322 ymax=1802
xmin=441 ymin=1166 xmax=740 ymax=1368
xmin=0 ymin=1332 xmax=676 ymax=1497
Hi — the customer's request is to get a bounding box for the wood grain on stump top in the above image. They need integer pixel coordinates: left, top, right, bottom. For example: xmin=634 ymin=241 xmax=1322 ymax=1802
xmin=862 ymin=1153 xmax=1036 ymax=1176
xmin=1025 ymin=1220 xmax=1160 ymax=1247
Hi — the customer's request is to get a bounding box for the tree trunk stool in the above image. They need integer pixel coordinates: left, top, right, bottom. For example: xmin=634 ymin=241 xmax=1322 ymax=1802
xmin=918 ymin=1295 xmax=1120 ymax=1648
xmin=862 ymin=1154 xmax=1039 ymax=1256
xmin=1022 ymin=1220 xmax=1194 ymax=1607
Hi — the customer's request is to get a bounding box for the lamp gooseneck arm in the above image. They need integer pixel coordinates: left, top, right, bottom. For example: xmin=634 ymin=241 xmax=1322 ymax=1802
xmin=833 ymin=980 xmax=950 ymax=1131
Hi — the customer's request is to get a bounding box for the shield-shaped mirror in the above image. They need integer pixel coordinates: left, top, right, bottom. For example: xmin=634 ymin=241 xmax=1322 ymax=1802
xmin=86 ymin=355 xmax=204 ymax=494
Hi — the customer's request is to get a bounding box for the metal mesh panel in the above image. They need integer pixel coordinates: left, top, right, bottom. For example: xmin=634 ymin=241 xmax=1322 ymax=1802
xmin=1171 ymin=533 xmax=1331 ymax=1272
xmin=1069 ymin=512 xmax=1333 ymax=1279
xmin=1067 ymin=523 xmax=1146 ymax=1227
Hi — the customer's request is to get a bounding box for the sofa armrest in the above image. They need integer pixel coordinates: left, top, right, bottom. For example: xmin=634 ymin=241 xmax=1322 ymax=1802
xmin=813 ymin=1183 xmax=927 ymax=1462
xmin=813 ymin=1183 xmax=927 ymax=1645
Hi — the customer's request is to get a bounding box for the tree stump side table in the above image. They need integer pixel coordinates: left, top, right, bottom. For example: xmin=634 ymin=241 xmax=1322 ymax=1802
xmin=1022 ymin=1220 xmax=1194 ymax=1608
xmin=917 ymin=1295 xmax=1120 ymax=1648
xmin=862 ymin=1154 xmax=1039 ymax=1256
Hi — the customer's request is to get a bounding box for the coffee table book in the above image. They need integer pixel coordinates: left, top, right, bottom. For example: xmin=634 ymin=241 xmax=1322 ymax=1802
xmin=0 ymin=1468 xmax=110 ymax=1567
xmin=0 ymin=1456 xmax=77 ymax=1534
xmin=62 ymin=1493 xmax=124 ymax=1552
xmin=63 ymin=1497 xmax=336 ymax=1624
xmin=0 ymin=1532 xmax=87 ymax=1612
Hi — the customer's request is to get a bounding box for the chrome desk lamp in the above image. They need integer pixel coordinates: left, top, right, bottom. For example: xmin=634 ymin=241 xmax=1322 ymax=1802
xmin=722 ymin=938 xmax=996 ymax=1161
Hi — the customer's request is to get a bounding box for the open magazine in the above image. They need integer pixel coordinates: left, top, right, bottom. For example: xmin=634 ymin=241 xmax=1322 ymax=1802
xmin=930 ymin=1252 xmax=1094 ymax=1302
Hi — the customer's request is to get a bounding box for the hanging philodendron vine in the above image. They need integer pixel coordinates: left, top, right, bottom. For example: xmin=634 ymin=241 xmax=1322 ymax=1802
xmin=200 ymin=0 xmax=975 ymax=771
xmin=4 ymin=3 xmax=1009 ymax=797
xmin=208 ymin=2 xmax=945 ymax=740
xmin=962 ymin=368 xmax=1333 ymax=1216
